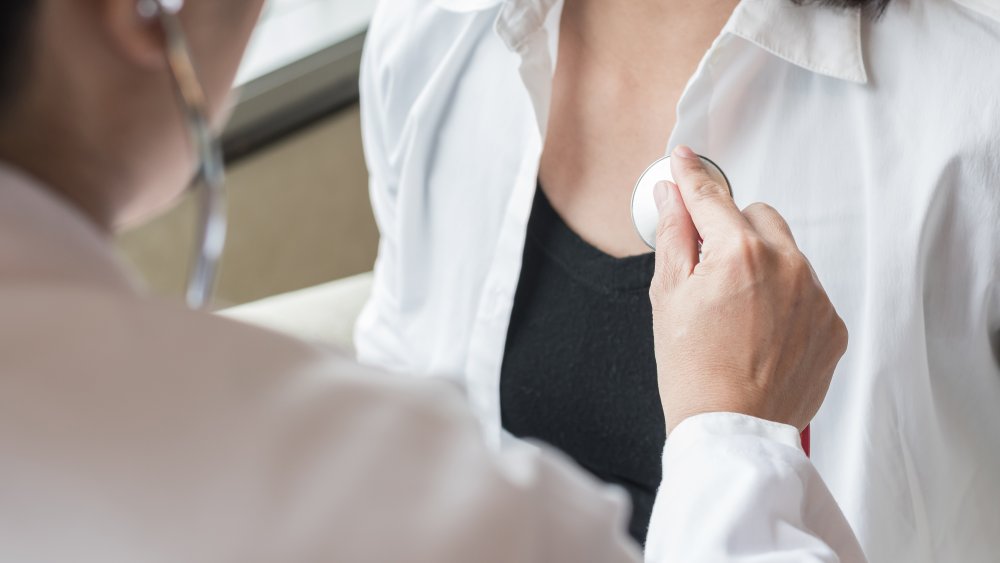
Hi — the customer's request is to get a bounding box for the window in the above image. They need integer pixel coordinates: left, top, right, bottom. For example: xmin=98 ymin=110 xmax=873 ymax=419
xmin=224 ymin=0 xmax=377 ymax=159
xmin=238 ymin=0 xmax=376 ymax=85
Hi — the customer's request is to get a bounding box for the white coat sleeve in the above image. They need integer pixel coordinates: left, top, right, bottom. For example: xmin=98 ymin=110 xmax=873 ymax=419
xmin=3 ymin=309 xmax=869 ymax=562
xmin=253 ymin=363 xmax=867 ymax=563
xmin=645 ymin=413 xmax=868 ymax=563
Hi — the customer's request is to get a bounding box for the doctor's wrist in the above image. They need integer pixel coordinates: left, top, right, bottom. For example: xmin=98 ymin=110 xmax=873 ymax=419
xmin=661 ymin=387 xmax=775 ymax=435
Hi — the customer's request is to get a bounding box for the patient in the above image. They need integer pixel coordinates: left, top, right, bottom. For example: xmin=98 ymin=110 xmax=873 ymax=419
xmin=357 ymin=0 xmax=1000 ymax=557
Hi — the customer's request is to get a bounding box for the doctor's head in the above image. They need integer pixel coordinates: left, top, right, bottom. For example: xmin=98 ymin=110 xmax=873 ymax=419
xmin=0 ymin=0 xmax=266 ymax=230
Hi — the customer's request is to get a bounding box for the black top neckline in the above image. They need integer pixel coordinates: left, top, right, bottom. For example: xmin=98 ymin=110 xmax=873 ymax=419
xmin=501 ymin=184 xmax=666 ymax=545
xmin=526 ymin=187 xmax=655 ymax=295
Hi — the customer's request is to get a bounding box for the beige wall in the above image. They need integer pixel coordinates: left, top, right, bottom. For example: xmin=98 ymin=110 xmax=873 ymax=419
xmin=117 ymin=105 xmax=378 ymax=308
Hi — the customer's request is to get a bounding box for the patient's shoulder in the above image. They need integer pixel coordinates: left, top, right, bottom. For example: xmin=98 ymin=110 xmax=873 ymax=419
xmin=870 ymin=0 xmax=1000 ymax=125
xmin=949 ymin=0 xmax=1000 ymax=24
xmin=364 ymin=0 xmax=506 ymax=127
xmin=365 ymin=0 xmax=499 ymax=91
xmin=898 ymin=0 xmax=1000 ymax=42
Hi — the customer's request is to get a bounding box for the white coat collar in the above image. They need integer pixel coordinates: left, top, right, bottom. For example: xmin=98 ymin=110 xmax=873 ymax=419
xmin=433 ymin=0 xmax=869 ymax=84
xmin=0 ymin=163 xmax=139 ymax=294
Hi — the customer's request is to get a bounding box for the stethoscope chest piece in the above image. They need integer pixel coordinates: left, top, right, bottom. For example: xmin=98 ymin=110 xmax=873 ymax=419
xmin=630 ymin=155 xmax=732 ymax=249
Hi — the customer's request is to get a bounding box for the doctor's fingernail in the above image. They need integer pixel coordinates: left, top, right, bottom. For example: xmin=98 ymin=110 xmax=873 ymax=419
xmin=654 ymin=181 xmax=670 ymax=212
xmin=673 ymin=145 xmax=698 ymax=160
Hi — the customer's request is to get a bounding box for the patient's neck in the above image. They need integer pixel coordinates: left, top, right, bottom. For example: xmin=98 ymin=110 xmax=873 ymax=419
xmin=566 ymin=0 xmax=739 ymax=77
xmin=536 ymin=0 xmax=740 ymax=257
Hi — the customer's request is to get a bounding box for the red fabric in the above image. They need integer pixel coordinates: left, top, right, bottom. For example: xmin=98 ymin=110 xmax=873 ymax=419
xmin=801 ymin=425 xmax=811 ymax=457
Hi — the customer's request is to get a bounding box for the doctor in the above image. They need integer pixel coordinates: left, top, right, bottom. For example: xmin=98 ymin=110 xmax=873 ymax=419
xmin=0 ymin=0 xmax=863 ymax=561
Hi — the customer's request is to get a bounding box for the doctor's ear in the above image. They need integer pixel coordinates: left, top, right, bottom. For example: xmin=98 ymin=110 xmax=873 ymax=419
xmin=98 ymin=0 xmax=174 ymax=69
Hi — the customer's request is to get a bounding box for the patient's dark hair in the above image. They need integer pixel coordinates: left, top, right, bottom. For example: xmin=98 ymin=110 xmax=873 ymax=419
xmin=0 ymin=0 xmax=37 ymax=113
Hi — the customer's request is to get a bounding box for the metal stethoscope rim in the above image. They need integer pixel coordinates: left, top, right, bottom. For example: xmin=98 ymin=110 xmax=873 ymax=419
xmin=630 ymin=153 xmax=733 ymax=250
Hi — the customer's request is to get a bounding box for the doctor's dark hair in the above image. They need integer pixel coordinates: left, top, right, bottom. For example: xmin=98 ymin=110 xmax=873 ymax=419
xmin=0 ymin=0 xmax=37 ymax=112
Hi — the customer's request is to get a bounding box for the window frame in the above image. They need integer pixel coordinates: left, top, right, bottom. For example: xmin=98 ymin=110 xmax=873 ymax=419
xmin=222 ymin=0 xmax=372 ymax=161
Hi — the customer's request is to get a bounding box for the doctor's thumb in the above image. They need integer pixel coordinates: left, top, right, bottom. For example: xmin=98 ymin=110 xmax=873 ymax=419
xmin=651 ymin=181 xmax=699 ymax=294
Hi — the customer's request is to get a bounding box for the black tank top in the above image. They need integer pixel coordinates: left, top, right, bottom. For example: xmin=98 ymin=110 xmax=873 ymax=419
xmin=500 ymin=187 xmax=665 ymax=545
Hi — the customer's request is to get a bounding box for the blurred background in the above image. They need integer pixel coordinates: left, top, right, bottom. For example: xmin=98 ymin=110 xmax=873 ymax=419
xmin=117 ymin=0 xmax=377 ymax=309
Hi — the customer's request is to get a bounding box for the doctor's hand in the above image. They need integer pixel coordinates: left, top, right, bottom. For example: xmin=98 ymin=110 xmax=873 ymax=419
xmin=650 ymin=146 xmax=848 ymax=434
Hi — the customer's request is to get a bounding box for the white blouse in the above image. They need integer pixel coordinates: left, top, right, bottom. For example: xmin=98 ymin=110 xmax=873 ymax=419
xmin=356 ymin=0 xmax=1000 ymax=561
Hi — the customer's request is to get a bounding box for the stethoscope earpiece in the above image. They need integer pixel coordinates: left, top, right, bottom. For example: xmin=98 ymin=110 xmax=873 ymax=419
xmin=137 ymin=0 xmax=183 ymax=19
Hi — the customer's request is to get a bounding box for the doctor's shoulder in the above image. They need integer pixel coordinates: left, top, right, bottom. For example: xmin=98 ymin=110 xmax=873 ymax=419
xmin=1 ymin=288 xmax=609 ymax=561
xmin=123 ymin=303 xmax=636 ymax=562
xmin=0 ymin=277 xmax=468 ymax=436
xmin=0 ymin=282 xmax=433 ymax=406
xmin=133 ymin=292 xmax=471 ymax=409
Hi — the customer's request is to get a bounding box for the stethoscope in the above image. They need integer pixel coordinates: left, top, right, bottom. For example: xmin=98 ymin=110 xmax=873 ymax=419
xmin=630 ymin=156 xmax=812 ymax=456
xmin=138 ymin=0 xmax=226 ymax=310
xmin=630 ymin=153 xmax=731 ymax=249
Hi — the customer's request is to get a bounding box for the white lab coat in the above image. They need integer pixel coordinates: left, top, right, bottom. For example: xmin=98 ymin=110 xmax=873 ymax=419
xmin=0 ymin=164 xmax=865 ymax=561
xmin=355 ymin=0 xmax=1000 ymax=561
